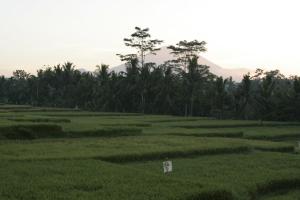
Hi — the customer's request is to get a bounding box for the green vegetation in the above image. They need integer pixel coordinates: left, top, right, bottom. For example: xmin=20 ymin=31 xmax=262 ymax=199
xmin=260 ymin=190 xmax=300 ymax=200
xmin=0 ymin=107 xmax=300 ymax=199
xmin=128 ymin=152 xmax=300 ymax=200
xmin=6 ymin=117 xmax=71 ymax=123
xmin=0 ymin=159 xmax=206 ymax=200
xmin=0 ymin=136 xmax=250 ymax=161
xmin=0 ymin=125 xmax=142 ymax=140
xmin=1 ymin=27 xmax=300 ymax=122
xmin=0 ymin=124 xmax=63 ymax=140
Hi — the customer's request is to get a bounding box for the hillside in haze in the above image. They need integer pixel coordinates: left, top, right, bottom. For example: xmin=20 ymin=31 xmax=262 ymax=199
xmin=111 ymin=47 xmax=251 ymax=82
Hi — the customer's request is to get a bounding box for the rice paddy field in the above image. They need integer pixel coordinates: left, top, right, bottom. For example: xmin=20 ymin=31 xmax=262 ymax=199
xmin=0 ymin=105 xmax=300 ymax=200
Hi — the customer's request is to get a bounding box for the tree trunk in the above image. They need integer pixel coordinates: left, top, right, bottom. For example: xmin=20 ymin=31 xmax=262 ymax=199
xmin=141 ymin=93 xmax=145 ymax=114
xmin=190 ymin=95 xmax=194 ymax=117
xmin=184 ymin=104 xmax=188 ymax=117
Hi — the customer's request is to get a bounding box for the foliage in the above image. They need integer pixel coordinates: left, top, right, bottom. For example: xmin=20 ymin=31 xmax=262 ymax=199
xmin=1 ymin=27 xmax=300 ymax=120
xmin=0 ymin=124 xmax=63 ymax=139
xmin=0 ymin=109 xmax=300 ymax=199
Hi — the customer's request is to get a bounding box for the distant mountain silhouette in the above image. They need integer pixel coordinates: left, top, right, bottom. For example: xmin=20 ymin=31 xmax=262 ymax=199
xmin=77 ymin=68 xmax=88 ymax=73
xmin=111 ymin=47 xmax=251 ymax=82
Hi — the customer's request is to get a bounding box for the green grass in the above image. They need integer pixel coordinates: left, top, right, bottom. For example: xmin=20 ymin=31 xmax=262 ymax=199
xmin=67 ymin=127 xmax=143 ymax=138
xmin=128 ymin=152 xmax=300 ymax=200
xmin=0 ymin=124 xmax=64 ymax=139
xmin=0 ymin=159 xmax=209 ymax=200
xmin=0 ymin=136 xmax=251 ymax=161
xmin=173 ymin=121 xmax=300 ymax=129
xmin=168 ymin=131 xmax=244 ymax=138
xmin=6 ymin=117 xmax=71 ymax=123
xmin=145 ymin=126 xmax=300 ymax=140
xmin=34 ymin=111 xmax=143 ymax=117
xmin=259 ymin=190 xmax=300 ymax=200
xmin=0 ymin=107 xmax=300 ymax=200
xmin=0 ymin=124 xmax=143 ymax=140
xmin=0 ymin=104 xmax=33 ymax=109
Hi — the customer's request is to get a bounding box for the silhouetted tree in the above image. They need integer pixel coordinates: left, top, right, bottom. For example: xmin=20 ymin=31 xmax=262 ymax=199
xmin=0 ymin=27 xmax=299 ymax=121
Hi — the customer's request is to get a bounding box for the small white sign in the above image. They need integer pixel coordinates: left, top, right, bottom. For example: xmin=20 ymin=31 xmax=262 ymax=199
xmin=163 ymin=161 xmax=173 ymax=173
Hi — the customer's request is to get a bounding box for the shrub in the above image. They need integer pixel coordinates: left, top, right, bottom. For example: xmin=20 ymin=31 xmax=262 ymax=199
xmin=0 ymin=125 xmax=142 ymax=140
xmin=67 ymin=127 xmax=142 ymax=138
xmin=99 ymin=146 xmax=250 ymax=163
xmin=100 ymin=123 xmax=151 ymax=127
xmin=250 ymin=178 xmax=300 ymax=199
xmin=254 ymin=145 xmax=295 ymax=153
xmin=44 ymin=113 xmax=143 ymax=117
xmin=148 ymin=118 xmax=201 ymax=123
xmin=176 ymin=123 xmax=300 ymax=129
xmin=169 ymin=132 xmax=244 ymax=138
xmin=7 ymin=118 xmax=71 ymax=123
xmin=0 ymin=124 xmax=63 ymax=140
xmin=0 ymin=105 xmax=32 ymax=110
xmin=245 ymin=133 xmax=300 ymax=140
xmin=186 ymin=189 xmax=233 ymax=200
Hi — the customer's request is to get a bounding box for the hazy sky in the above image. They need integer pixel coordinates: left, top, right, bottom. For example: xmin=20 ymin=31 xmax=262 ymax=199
xmin=1 ymin=0 xmax=300 ymax=76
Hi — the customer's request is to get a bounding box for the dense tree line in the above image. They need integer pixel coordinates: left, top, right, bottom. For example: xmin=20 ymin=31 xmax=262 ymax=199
xmin=0 ymin=27 xmax=300 ymax=121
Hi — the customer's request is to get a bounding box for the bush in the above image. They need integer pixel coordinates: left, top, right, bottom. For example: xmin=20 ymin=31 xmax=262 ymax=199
xmin=254 ymin=145 xmax=295 ymax=153
xmin=0 ymin=105 xmax=32 ymax=110
xmin=186 ymin=189 xmax=233 ymax=200
xmin=250 ymin=178 xmax=300 ymax=199
xmin=67 ymin=127 xmax=142 ymax=138
xmin=9 ymin=108 xmax=80 ymax=112
xmin=176 ymin=123 xmax=300 ymax=129
xmin=101 ymin=123 xmax=151 ymax=127
xmin=245 ymin=133 xmax=300 ymax=140
xmin=0 ymin=124 xmax=143 ymax=140
xmin=7 ymin=118 xmax=71 ymax=123
xmin=44 ymin=113 xmax=143 ymax=117
xmin=0 ymin=125 xmax=142 ymax=140
xmin=169 ymin=132 xmax=244 ymax=138
xmin=148 ymin=118 xmax=201 ymax=123
xmin=99 ymin=146 xmax=250 ymax=163
xmin=0 ymin=124 xmax=63 ymax=140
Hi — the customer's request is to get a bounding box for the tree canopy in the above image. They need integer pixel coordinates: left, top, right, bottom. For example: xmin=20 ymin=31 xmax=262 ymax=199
xmin=1 ymin=27 xmax=299 ymax=121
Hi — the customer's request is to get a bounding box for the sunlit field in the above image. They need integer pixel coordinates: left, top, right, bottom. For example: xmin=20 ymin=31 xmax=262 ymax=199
xmin=0 ymin=105 xmax=300 ymax=200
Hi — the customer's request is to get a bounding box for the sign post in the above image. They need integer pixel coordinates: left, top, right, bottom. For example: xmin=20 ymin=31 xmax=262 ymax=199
xmin=163 ymin=160 xmax=173 ymax=174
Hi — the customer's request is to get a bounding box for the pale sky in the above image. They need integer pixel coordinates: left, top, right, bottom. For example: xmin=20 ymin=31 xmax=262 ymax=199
xmin=1 ymin=0 xmax=300 ymax=76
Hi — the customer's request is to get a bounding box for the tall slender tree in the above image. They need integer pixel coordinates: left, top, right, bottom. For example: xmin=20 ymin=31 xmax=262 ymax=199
xmin=117 ymin=27 xmax=163 ymax=113
xmin=168 ymin=40 xmax=207 ymax=71
xmin=168 ymin=40 xmax=209 ymax=116
xmin=117 ymin=27 xmax=163 ymax=68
